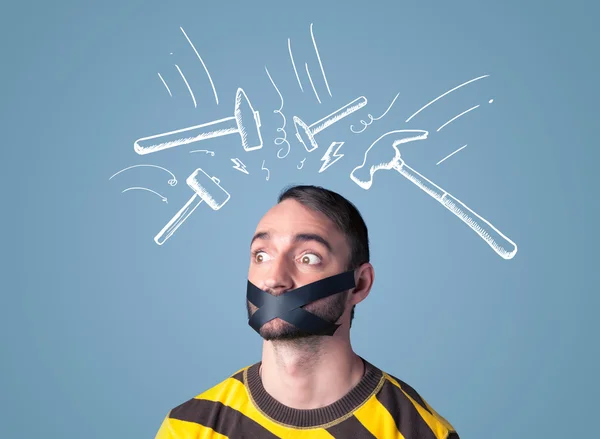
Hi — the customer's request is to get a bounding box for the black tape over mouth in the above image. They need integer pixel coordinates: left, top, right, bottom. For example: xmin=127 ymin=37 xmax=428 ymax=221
xmin=246 ymin=270 xmax=356 ymax=336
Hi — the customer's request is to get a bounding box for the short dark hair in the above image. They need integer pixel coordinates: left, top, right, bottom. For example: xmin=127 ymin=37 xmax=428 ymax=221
xmin=277 ymin=185 xmax=370 ymax=326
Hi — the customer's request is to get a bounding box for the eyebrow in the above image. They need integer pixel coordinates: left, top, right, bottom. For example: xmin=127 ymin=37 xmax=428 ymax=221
xmin=250 ymin=231 xmax=333 ymax=253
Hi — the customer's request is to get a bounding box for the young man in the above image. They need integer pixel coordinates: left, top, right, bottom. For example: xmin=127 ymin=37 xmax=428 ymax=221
xmin=154 ymin=185 xmax=460 ymax=438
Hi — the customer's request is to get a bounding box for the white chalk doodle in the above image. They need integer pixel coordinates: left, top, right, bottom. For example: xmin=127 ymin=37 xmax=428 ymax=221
xmin=134 ymin=88 xmax=263 ymax=155
xmin=109 ymin=164 xmax=178 ymax=186
xmin=265 ymin=66 xmax=291 ymax=159
xmin=319 ymin=141 xmax=344 ymax=173
xmin=261 ymin=160 xmax=270 ymax=181
xmin=288 ymin=38 xmax=304 ymax=93
xmin=350 ymin=130 xmax=517 ymax=260
xmin=157 ymin=73 xmax=172 ymax=97
xmin=437 ymin=105 xmax=480 ymax=132
xmin=175 ymin=64 xmax=197 ymax=108
xmin=405 ymin=75 xmax=490 ymax=123
xmin=293 ymin=96 xmax=367 ymax=152
xmin=310 ymin=23 xmax=332 ymax=98
xmin=350 ymin=93 xmax=400 ymax=134
xmin=154 ymin=168 xmax=230 ymax=245
xmin=297 ymin=158 xmax=306 ymax=170
xmin=305 ymin=63 xmax=322 ymax=104
xmin=231 ymin=158 xmax=249 ymax=174
xmin=189 ymin=149 xmax=215 ymax=156
xmin=122 ymin=187 xmax=168 ymax=203
xmin=436 ymin=144 xmax=468 ymax=166
xmin=180 ymin=26 xmax=219 ymax=105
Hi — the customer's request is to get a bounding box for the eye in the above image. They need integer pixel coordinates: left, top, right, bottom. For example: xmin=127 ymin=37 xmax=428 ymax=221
xmin=299 ymin=253 xmax=321 ymax=265
xmin=253 ymin=251 xmax=271 ymax=263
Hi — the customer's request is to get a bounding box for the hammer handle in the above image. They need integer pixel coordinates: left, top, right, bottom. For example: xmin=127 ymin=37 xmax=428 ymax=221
xmin=135 ymin=116 xmax=238 ymax=155
xmin=154 ymin=193 xmax=203 ymax=245
xmin=394 ymin=162 xmax=518 ymax=260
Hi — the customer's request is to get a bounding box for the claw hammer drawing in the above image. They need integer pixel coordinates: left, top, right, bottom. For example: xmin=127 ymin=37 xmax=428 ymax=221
xmin=350 ymin=130 xmax=518 ymax=259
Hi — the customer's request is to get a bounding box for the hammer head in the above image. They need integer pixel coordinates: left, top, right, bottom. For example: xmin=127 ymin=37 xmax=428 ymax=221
xmin=234 ymin=88 xmax=263 ymax=152
xmin=186 ymin=168 xmax=231 ymax=210
xmin=293 ymin=116 xmax=318 ymax=152
xmin=350 ymin=130 xmax=429 ymax=190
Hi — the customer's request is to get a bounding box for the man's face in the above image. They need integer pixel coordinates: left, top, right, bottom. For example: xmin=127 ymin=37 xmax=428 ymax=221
xmin=247 ymin=199 xmax=353 ymax=341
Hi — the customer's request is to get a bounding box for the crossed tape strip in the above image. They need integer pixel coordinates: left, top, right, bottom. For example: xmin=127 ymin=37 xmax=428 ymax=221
xmin=246 ymin=270 xmax=356 ymax=336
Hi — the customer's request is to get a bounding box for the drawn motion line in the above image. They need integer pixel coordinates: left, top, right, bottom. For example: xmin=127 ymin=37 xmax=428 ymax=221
xmin=180 ymin=26 xmax=219 ymax=105
xmin=350 ymin=130 xmax=517 ymax=260
xmin=305 ymin=63 xmax=321 ymax=104
xmin=350 ymin=93 xmax=400 ymax=134
xmin=109 ymin=164 xmax=178 ymax=186
xmin=436 ymin=144 xmax=468 ymax=165
xmin=122 ymin=187 xmax=168 ymax=203
xmin=175 ymin=64 xmax=197 ymax=108
xmin=310 ymin=23 xmax=332 ymax=97
xmin=288 ymin=38 xmax=304 ymax=93
xmin=158 ymin=73 xmax=172 ymax=97
xmin=437 ymin=105 xmax=480 ymax=132
xmin=319 ymin=141 xmax=344 ymax=173
xmin=265 ymin=66 xmax=291 ymax=159
xmin=405 ymin=75 xmax=490 ymax=122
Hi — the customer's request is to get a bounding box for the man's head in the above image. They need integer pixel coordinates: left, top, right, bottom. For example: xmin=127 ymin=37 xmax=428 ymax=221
xmin=246 ymin=185 xmax=374 ymax=342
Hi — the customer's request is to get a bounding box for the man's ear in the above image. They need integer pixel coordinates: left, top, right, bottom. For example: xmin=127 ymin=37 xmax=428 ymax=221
xmin=350 ymin=262 xmax=374 ymax=306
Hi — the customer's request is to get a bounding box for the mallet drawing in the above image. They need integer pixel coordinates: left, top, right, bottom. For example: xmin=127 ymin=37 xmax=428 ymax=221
xmin=134 ymin=88 xmax=263 ymax=155
xmin=293 ymin=96 xmax=367 ymax=152
xmin=350 ymin=130 xmax=518 ymax=260
xmin=154 ymin=168 xmax=230 ymax=245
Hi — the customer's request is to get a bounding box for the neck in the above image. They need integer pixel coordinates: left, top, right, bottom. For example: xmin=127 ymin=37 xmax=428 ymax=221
xmin=259 ymin=334 xmax=365 ymax=410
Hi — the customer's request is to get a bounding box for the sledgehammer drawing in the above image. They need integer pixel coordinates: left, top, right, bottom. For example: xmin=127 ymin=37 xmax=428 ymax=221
xmin=350 ymin=130 xmax=518 ymax=260
xmin=154 ymin=168 xmax=230 ymax=245
xmin=134 ymin=88 xmax=263 ymax=155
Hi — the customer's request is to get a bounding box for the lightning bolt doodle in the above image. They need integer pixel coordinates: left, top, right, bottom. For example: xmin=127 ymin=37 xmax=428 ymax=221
xmin=319 ymin=141 xmax=345 ymax=173
xmin=230 ymin=158 xmax=249 ymax=175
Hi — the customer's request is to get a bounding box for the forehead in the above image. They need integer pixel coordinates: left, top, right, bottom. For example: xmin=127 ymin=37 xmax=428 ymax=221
xmin=255 ymin=199 xmax=341 ymax=239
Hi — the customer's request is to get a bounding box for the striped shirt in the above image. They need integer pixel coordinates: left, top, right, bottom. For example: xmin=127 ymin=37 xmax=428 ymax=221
xmin=154 ymin=358 xmax=459 ymax=438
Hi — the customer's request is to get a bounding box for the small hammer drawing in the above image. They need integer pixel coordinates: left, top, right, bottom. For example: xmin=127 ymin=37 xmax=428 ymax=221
xmin=154 ymin=168 xmax=230 ymax=245
xmin=350 ymin=130 xmax=518 ymax=260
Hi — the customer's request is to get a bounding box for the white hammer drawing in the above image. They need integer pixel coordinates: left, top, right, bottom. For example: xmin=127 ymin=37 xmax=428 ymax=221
xmin=350 ymin=130 xmax=518 ymax=260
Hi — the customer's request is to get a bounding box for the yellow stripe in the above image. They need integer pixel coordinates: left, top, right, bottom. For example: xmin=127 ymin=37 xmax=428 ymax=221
xmin=353 ymin=396 xmax=406 ymax=438
xmin=199 ymin=375 xmax=335 ymax=438
xmin=384 ymin=374 xmax=449 ymax=439
xmin=154 ymin=415 xmax=229 ymax=439
xmin=421 ymin=399 xmax=456 ymax=433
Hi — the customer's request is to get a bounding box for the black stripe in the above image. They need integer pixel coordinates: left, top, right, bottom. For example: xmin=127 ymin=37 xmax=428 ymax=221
xmin=170 ymin=398 xmax=280 ymax=439
xmin=231 ymin=370 xmax=244 ymax=383
xmin=447 ymin=432 xmax=460 ymax=438
xmin=386 ymin=374 xmax=432 ymax=414
xmin=376 ymin=380 xmax=437 ymax=439
xmin=326 ymin=415 xmax=377 ymax=438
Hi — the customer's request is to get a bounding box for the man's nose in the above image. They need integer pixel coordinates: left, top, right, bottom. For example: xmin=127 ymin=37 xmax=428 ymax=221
xmin=262 ymin=256 xmax=294 ymax=294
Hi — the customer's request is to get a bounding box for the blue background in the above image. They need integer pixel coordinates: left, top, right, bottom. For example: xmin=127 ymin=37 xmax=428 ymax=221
xmin=3 ymin=0 xmax=598 ymax=438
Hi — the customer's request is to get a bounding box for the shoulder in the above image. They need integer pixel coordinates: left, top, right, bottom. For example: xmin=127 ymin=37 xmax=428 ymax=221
xmin=154 ymin=364 xmax=254 ymax=438
xmin=174 ymin=363 xmax=251 ymax=411
xmin=376 ymin=368 xmax=460 ymax=438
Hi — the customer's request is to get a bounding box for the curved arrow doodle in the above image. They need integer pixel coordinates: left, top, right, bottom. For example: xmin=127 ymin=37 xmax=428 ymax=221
xmin=110 ymin=164 xmax=178 ymax=186
xmin=122 ymin=187 xmax=168 ymax=203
